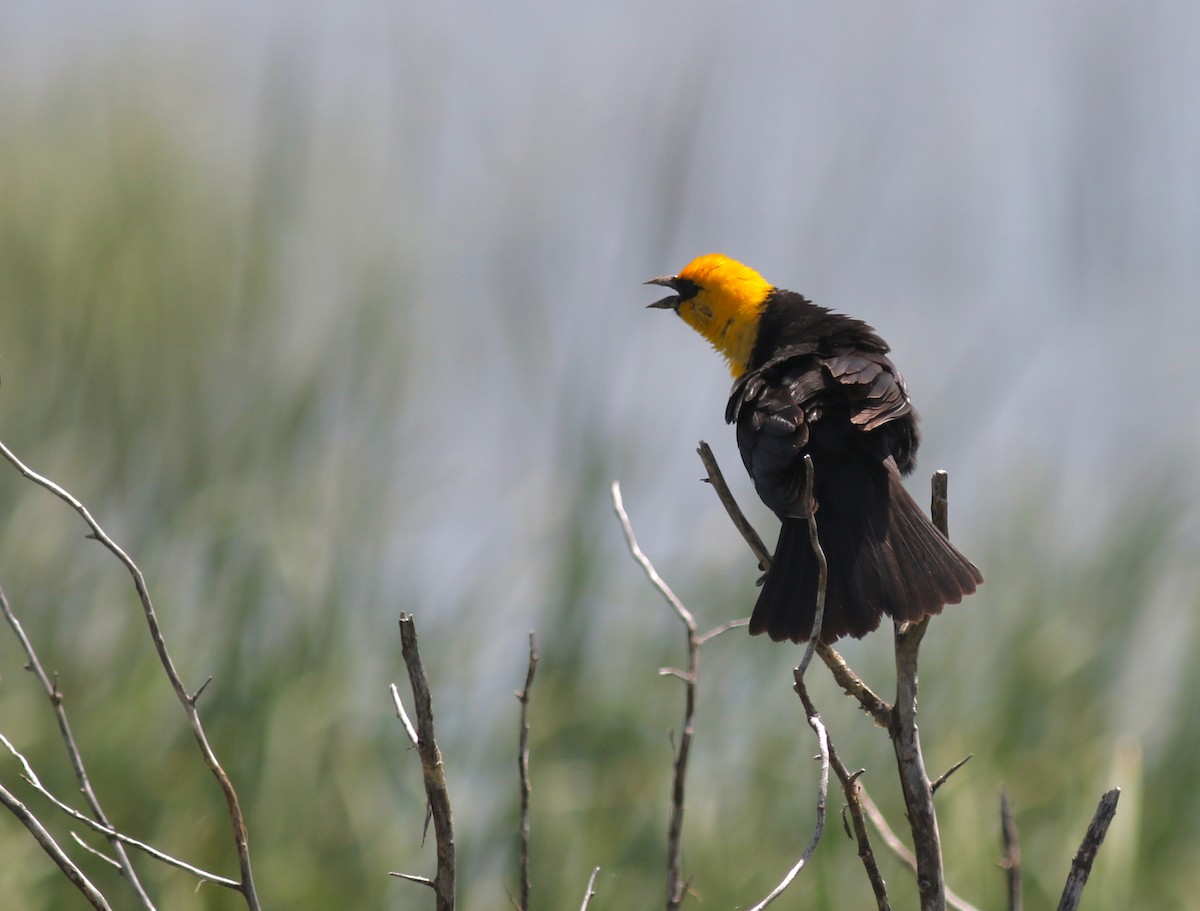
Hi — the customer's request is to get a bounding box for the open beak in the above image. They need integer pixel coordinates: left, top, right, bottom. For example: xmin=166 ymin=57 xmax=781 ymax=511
xmin=644 ymin=275 xmax=680 ymax=310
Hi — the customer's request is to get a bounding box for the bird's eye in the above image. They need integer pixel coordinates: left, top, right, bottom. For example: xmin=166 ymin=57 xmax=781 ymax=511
xmin=673 ymin=278 xmax=700 ymax=302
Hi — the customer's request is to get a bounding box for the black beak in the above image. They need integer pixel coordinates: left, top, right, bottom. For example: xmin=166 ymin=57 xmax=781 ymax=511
xmin=644 ymin=275 xmax=680 ymax=310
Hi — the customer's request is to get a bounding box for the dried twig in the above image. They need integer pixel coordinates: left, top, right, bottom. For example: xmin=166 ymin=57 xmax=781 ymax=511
xmin=393 ymin=613 xmax=455 ymax=911
xmin=610 ymin=481 xmax=696 ymax=911
xmin=578 ymin=866 xmax=601 ymax=911
xmin=697 ymin=441 xmax=770 ymax=568
xmin=796 ymin=681 xmax=890 ymax=910
xmin=0 ymin=584 xmax=157 ymax=909
xmin=0 ymin=438 xmax=259 ymax=909
xmin=796 ymin=455 xmax=826 ymax=676
xmin=888 ymin=470 xmax=952 ymax=911
xmin=516 ymin=632 xmax=539 ymax=911
xmin=930 ymin=754 xmax=973 ymax=795
xmin=390 ymin=684 xmax=419 ymax=747
xmin=815 ymin=642 xmax=893 ymax=727
xmin=858 ymin=787 xmax=982 ymax=911
xmin=0 ymin=734 xmax=240 ymax=888
xmin=1000 ymin=790 xmax=1022 ymax=911
xmin=0 ymin=780 xmax=112 ymax=910
xmin=1056 ymin=788 xmax=1120 ymax=911
xmin=745 ymin=694 xmax=829 ymax=911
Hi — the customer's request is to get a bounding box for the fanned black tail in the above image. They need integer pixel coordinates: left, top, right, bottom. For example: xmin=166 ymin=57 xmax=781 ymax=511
xmin=748 ymin=460 xmax=982 ymax=643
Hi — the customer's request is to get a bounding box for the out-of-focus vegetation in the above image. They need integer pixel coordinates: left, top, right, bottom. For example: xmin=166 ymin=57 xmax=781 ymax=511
xmin=2 ymin=3 xmax=1199 ymax=910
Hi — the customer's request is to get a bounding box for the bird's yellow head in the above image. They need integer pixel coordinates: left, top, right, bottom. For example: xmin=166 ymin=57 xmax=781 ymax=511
xmin=646 ymin=253 xmax=773 ymax=376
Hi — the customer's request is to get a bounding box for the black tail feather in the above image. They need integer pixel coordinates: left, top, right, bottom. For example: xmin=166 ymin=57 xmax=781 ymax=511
xmin=748 ymin=461 xmax=981 ymax=643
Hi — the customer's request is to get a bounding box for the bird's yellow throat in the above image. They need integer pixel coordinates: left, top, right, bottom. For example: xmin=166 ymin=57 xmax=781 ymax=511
xmin=673 ymin=254 xmax=772 ymax=376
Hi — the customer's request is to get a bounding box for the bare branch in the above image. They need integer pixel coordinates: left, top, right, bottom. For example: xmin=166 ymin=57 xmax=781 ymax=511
xmin=745 ymin=698 xmax=829 ymax=911
xmin=0 ymin=438 xmax=259 ymax=909
xmin=610 ymin=481 xmax=696 ymax=636
xmin=930 ymin=754 xmax=973 ymax=795
xmin=609 ymin=481 xmax=696 ymax=911
xmin=389 ymin=871 xmax=435 ymax=888
xmin=0 ymin=583 xmax=157 ymax=910
xmin=796 ymin=680 xmax=890 ymax=910
xmin=390 ymin=684 xmax=419 ymax=747
xmin=1056 ymin=789 xmax=1120 ymax=911
xmin=696 ymin=441 xmax=771 ymax=569
xmin=888 ymin=470 xmax=954 ymax=911
xmin=578 ymin=866 xmax=601 ymax=911
xmin=695 ymin=617 xmax=749 ymax=644
xmin=397 ymin=613 xmax=455 ymax=911
xmin=70 ymin=832 xmax=121 ymax=870
xmin=858 ymin=787 xmax=982 ymax=911
xmin=0 ymin=733 xmax=241 ymax=888
xmin=516 ymin=632 xmax=539 ymax=911
xmin=815 ymin=643 xmax=893 ymax=728
xmin=796 ymin=455 xmax=827 ymax=677
xmin=0 ymin=781 xmax=113 ymax=910
xmin=1000 ymin=791 xmax=1022 ymax=911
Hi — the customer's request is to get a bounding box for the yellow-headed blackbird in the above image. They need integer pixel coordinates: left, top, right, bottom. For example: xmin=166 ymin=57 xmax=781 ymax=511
xmin=647 ymin=253 xmax=981 ymax=643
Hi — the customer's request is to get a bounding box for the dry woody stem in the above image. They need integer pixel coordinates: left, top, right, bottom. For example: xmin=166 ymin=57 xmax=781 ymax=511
xmin=0 ymin=437 xmax=260 ymax=910
xmin=394 ymin=613 xmax=456 ymax=911
xmin=516 ymin=632 xmax=539 ymax=911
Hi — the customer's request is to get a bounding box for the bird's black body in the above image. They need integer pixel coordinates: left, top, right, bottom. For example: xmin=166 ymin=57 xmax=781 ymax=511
xmin=727 ymin=290 xmax=981 ymax=642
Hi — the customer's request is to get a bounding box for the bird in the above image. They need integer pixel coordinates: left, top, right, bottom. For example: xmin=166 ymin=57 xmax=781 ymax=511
xmin=646 ymin=253 xmax=981 ymax=643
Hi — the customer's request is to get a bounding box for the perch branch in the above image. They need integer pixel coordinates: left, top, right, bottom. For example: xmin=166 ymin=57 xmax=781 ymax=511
xmin=696 ymin=442 xmax=891 ymax=725
xmin=0 ymin=438 xmax=259 ymax=909
xmin=888 ymin=470 xmax=953 ymax=911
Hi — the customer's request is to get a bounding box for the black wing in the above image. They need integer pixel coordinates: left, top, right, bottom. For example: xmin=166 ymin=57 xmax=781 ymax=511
xmin=726 ymin=346 xmax=916 ymax=518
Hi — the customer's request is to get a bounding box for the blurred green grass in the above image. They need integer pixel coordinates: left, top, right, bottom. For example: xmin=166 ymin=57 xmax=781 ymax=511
xmin=1 ymin=56 xmax=1199 ymax=911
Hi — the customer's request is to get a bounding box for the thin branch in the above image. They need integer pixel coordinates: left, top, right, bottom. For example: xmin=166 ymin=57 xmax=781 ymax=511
xmin=610 ymin=481 xmax=696 ymax=636
xmin=516 ymin=632 xmax=539 ymax=911
xmin=796 ymin=680 xmax=889 ymax=910
xmin=696 ymin=441 xmax=770 ymax=568
xmin=609 ymin=481 xmax=695 ymax=911
xmin=397 ymin=613 xmax=455 ymax=911
xmin=815 ymin=643 xmax=893 ymax=728
xmin=696 ymin=444 xmax=893 ymax=727
xmin=888 ymin=470 xmax=954 ymax=911
xmin=0 ymin=438 xmax=259 ymax=910
xmin=745 ymin=699 xmax=829 ymax=911
xmin=796 ymin=455 xmax=827 ymax=677
xmin=0 ymin=781 xmax=113 ymax=911
xmin=1000 ymin=791 xmax=1022 ymax=911
xmin=1055 ymin=788 xmax=1120 ymax=911
xmin=695 ymin=617 xmax=749 ymax=645
xmin=858 ymin=787 xmax=982 ymax=911
xmin=0 ymin=733 xmax=242 ymax=889
xmin=578 ymin=866 xmax=601 ymax=911
xmin=70 ymin=832 xmax=122 ymax=870
xmin=0 ymin=583 xmax=157 ymax=910
xmin=930 ymin=754 xmax=973 ymax=795
xmin=390 ymin=684 xmax=419 ymax=747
